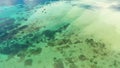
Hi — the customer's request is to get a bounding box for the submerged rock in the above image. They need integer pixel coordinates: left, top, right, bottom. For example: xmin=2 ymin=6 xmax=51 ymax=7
xmin=0 ymin=1 xmax=120 ymax=68
xmin=24 ymin=59 xmax=33 ymax=66
xmin=54 ymin=59 xmax=64 ymax=68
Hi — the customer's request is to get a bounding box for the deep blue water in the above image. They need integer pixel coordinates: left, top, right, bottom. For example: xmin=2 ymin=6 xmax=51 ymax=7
xmin=0 ymin=0 xmax=59 ymax=6
xmin=0 ymin=0 xmax=60 ymax=18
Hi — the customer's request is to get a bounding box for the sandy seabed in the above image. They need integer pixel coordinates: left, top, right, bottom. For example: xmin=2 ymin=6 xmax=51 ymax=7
xmin=0 ymin=1 xmax=120 ymax=68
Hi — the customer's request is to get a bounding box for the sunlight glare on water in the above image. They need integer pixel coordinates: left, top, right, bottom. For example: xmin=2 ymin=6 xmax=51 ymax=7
xmin=0 ymin=0 xmax=120 ymax=68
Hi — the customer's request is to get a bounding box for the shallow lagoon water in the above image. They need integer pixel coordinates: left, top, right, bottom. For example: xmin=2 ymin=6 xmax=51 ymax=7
xmin=0 ymin=0 xmax=120 ymax=68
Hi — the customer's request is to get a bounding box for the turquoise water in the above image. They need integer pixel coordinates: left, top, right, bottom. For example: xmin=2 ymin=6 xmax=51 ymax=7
xmin=0 ymin=0 xmax=120 ymax=68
